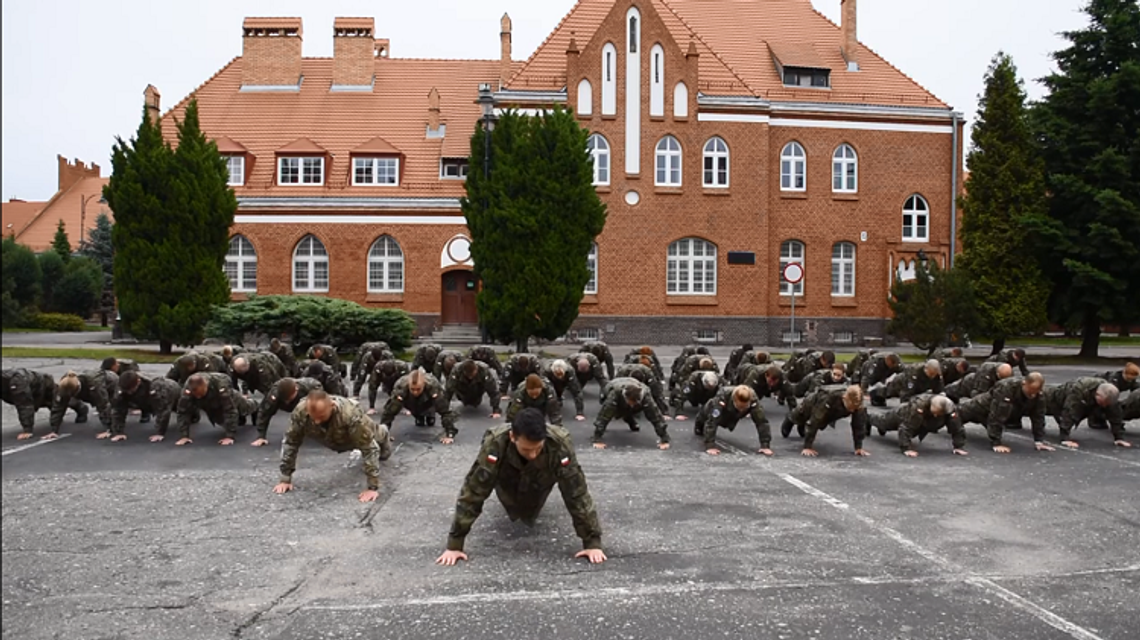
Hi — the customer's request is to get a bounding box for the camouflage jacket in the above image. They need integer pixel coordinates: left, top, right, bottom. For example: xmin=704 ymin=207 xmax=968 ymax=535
xmin=447 ymin=425 xmax=601 ymax=551
xmin=166 ymin=352 xmax=228 ymax=385
xmin=269 ymin=343 xmax=301 ymax=377
xmin=102 ymin=358 xmax=140 ymax=374
xmin=381 ymin=373 xmax=456 ymax=436
xmin=306 ymin=344 xmax=342 ymax=373
xmin=671 ymin=370 xmax=726 ymax=416
xmin=3 ymin=368 xmax=57 ymax=432
xmin=506 ymin=378 xmax=563 ymax=426
xmin=256 ymin=377 xmax=324 ymax=438
xmin=445 ymin=362 xmax=501 ymax=413
xmin=411 ymin=343 xmax=443 ymax=372
xmin=795 ymin=369 xmax=849 ymax=397
xmin=466 ymin=346 xmax=504 ymax=376
xmin=739 ymin=364 xmax=784 ymax=399
xmin=957 ymin=377 xmax=1045 ymax=445
xmin=175 ymin=372 xmax=247 ymax=438
xmin=613 ymin=363 xmax=668 ymax=412
xmin=791 ymin=385 xmax=868 ymax=451
xmin=1123 ymin=391 xmax=1140 ymax=422
xmin=623 ymin=350 xmax=665 ymax=382
xmin=113 ymin=376 xmax=181 ymax=436
xmin=859 ymin=353 xmax=903 ymax=389
xmin=280 ymin=396 xmax=383 ymax=489
xmin=986 ymin=349 xmax=1029 ymax=377
xmin=894 ymin=363 xmax=944 ymax=400
xmin=847 ymin=349 xmax=878 ymax=382
xmin=784 ymin=351 xmax=830 ymax=383
xmin=581 ymin=341 xmax=614 ymax=368
xmin=368 ymin=359 xmax=411 ymax=407
xmin=51 ymin=369 xmax=117 ymax=430
xmin=433 ymin=350 xmax=465 ymax=381
xmin=671 ymin=345 xmax=709 ymax=375
xmin=1098 ymin=369 xmax=1138 ymax=394
xmin=352 ymin=341 xmax=391 ymax=378
xmin=234 ymin=352 xmax=287 ymax=395
xmin=672 ymin=354 xmax=720 ymax=386
xmin=953 ymin=362 xmax=1004 ymax=399
xmin=356 ymin=348 xmax=396 ymax=381
xmin=302 ymin=360 xmax=348 ymax=397
xmin=874 ymin=393 xmax=966 ymax=452
xmin=594 ymin=377 xmax=668 ymax=443
xmin=540 ymin=363 xmax=585 ymax=415
xmin=569 ymin=352 xmax=608 ymax=386
xmin=939 ymin=358 xmax=973 ymax=386
xmin=723 ymin=346 xmax=751 ymax=381
xmin=1044 ymin=377 xmax=1124 ymax=440
xmin=699 ymin=386 xmax=770 ymax=448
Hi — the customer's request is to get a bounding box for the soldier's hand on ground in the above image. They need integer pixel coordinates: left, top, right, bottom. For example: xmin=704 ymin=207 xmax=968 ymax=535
xmin=435 ymin=550 xmax=468 ymax=566
xmin=952 ymin=448 xmax=969 ymax=456
xmin=175 ymin=438 xmax=193 ymax=446
xmin=110 ymin=435 xmax=127 ymax=443
xmin=218 ymin=437 xmax=235 ymax=446
xmin=439 ymin=436 xmax=455 ymax=445
xmin=273 ymin=482 xmax=293 ymax=494
xmin=675 ymin=415 xmax=688 ymax=421
xmin=41 ymin=433 xmax=60 ymax=441
xmin=575 ymin=415 xmax=586 ymax=421
xmin=992 ymin=445 xmax=1011 ymax=454
xmin=801 ymin=448 xmax=819 ymax=457
xmin=16 ymin=433 xmax=33 ymax=441
xmin=854 ymin=448 xmax=871 ymax=457
xmin=251 ymin=438 xmax=269 ymax=447
xmin=366 ymin=408 xmax=377 ymax=416
xmin=706 ymin=448 xmax=721 ymax=456
xmin=1035 ymin=442 xmax=1056 ymax=452
xmin=657 ymin=442 xmax=670 ymax=450
xmin=574 ymin=549 xmax=607 ymax=564
xmin=96 ymin=431 xmax=112 ymax=440
xmin=758 ymin=448 xmax=774 ymax=457
xmin=1061 ymin=440 xmax=1080 ymax=449
xmin=1114 ymin=440 xmax=1132 ymax=448
xmin=489 ymin=412 xmax=501 ymax=419
xmin=149 ymin=434 xmax=164 ymax=443
xmin=903 ymin=450 xmax=919 ymax=458
xmin=358 ymin=489 xmax=379 ymax=503
xmin=403 ymin=410 xmax=412 ymax=416
xmin=593 ymin=442 xmax=607 ymax=450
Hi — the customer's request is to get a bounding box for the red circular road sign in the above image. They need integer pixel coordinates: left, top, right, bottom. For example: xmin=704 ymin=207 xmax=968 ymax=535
xmin=783 ymin=262 xmax=804 ymax=284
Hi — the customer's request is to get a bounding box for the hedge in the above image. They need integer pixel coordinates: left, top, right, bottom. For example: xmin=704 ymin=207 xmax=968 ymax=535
xmin=29 ymin=312 xmax=88 ymax=332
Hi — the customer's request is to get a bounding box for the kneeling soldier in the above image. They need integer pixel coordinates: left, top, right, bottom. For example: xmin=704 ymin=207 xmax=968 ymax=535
xmin=173 ymin=372 xmax=256 ymax=446
xmin=253 ymin=377 xmax=324 ymax=446
xmin=113 ymin=371 xmax=180 ymax=443
xmin=274 ymin=390 xmax=392 ymax=503
xmin=446 ymin=359 xmax=502 ymax=418
xmin=781 ymin=385 xmax=870 ymax=458
xmin=956 ymin=373 xmax=1050 ymax=454
xmin=50 ymin=370 xmax=117 ymax=440
xmin=381 ymin=369 xmax=457 ymax=444
xmin=436 ymin=408 xmax=605 ymax=566
xmin=1043 ymin=378 xmax=1130 ymax=448
xmin=869 ymin=393 xmax=968 ymax=457
xmin=2 ymin=368 xmax=58 ymax=440
xmin=593 ymin=378 xmax=670 ymax=450
xmin=696 ymin=385 xmax=773 ymax=456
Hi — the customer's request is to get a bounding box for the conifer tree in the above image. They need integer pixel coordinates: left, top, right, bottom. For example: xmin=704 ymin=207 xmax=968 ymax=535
xmin=51 ymin=220 xmax=71 ymax=263
xmin=79 ymin=212 xmax=115 ymax=323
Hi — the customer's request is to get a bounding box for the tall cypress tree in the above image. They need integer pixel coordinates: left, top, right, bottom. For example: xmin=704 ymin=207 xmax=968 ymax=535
xmin=1031 ymin=0 xmax=1140 ymax=356
xmin=959 ymin=52 xmax=1049 ymax=354
xmin=51 ymin=220 xmax=71 ymax=263
xmin=462 ymin=108 xmax=607 ymax=352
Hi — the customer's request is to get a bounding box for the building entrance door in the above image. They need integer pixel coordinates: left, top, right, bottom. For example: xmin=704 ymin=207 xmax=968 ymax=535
xmin=441 ymin=270 xmax=478 ymax=325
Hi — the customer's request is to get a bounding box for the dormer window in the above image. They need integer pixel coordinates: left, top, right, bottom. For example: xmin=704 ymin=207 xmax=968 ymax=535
xmin=224 ymin=156 xmax=245 ymax=186
xmin=279 ymin=157 xmax=324 ymax=185
xmin=783 ymin=66 xmax=830 ymax=88
xmin=353 ymin=157 xmax=399 ymax=186
xmin=441 ymin=158 xmax=469 ymax=180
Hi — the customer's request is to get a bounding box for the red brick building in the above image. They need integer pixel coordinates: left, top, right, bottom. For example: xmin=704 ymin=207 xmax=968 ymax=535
xmin=159 ymin=0 xmax=964 ymax=345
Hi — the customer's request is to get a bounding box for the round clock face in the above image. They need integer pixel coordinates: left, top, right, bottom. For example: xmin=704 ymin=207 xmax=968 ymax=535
xmin=447 ymin=237 xmax=472 ymax=263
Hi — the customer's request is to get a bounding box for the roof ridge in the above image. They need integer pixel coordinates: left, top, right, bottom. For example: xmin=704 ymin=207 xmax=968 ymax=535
xmin=163 ymin=56 xmax=240 ymax=123
xmin=14 ymin=174 xmax=89 ymax=240
xmin=807 ymin=6 xmax=948 ymax=109
xmin=382 ymin=57 xmax=498 ymax=63
xmin=656 ymin=0 xmax=758 ymax=96
xmin=507 ymin=0 xmax=590 ymax=87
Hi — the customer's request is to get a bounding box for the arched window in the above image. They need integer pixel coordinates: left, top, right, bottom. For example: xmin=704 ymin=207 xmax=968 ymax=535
xmin=902 ymin=195 xmax=929 ymax=242
xmin=577 ymin=79 xmax=593 ymax=116
xmin=601 ymin=43 xmax=617 ymax=116
xmin=587 ymin=134 xmax=610 ymax=186
xmin=667 ymin=238 xmax=716 ymax=295
xmin=368 ymin=235 xmax=404 ymax=293
xmin=655 ymin=135 xmax=682 ymax=186
xmin=780 ymin=240 xmax=805 ymax=296
xmin=673 ymin=82 xmax=689 ymax=119
xmin=224 ymin=235 xmax=256 ymax=292
xmin=585 ymin=243 xmax=598 ymax=294
xmin=831 ymin=242 xmax=855 ymax=296
xmin=832 ymin=144 xmax=857 ymax=193
xmin=780 ymin=142 xmax=806 ymax=191
xmin=703 ymin=137 xmax=729 ymax=188
xmin=650 ymin=44 xmax=665 ymax=117
xmin=293 ymin=235 xmax=329 ymax=292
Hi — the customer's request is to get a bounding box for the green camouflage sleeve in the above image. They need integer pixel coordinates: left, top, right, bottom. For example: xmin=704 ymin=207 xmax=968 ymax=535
xmin=153 ymin=387 xmax=177 ymax=436
xmin=436 ymin=392 xmax=459 ymax=437
xmin=593 ymin=396 xmax=617 ymax=442
xmin=986 ymin=395 xmax=1013 ymax=446
xmin=351 ymin=415 xmax=381 ymax=489
xmin=849 ymin=408 xmax=867 ymax=450
xmin=567 ymin=374 xmax=585 ymax=415
xmin=1057 ymin=393 xmax=1081 ymax=439
xmin=1105 ymin=401 xmax=1125 ymax=441
xmin=802 ymin=402 xmax=830 ymax=449
xmin=505 ymin=390 xmax=522 ymax=425
xmin=898 ymin=416 xmax=917 ymax=452
xmin=219 ymin=388 xmax=240 ymax=438
xmin=545 ymin=394 xmax=563 ymax=427
xmin=256 ymin=394 xmax=279 ymax=438
xmin=379 ymin=390 xmax=403 ymax=426
xmin=444 ymin=371 xmax=459 ymax=403
xmin=644 ymin=397 xmax=669 ymax=443
xmin=48 ymin=391 xmax=70 ymax=432
xmin=111 ymin=393 xmax=130 ymax=436
xmin=447 ymin=435 xmax=501 ymax=551
xmin=702 ymin=401 xmax=722 ymax=448
xmin=278 ymin=411 xmax=306 ymax=483
xmin=750 ymin=403 xmax=771 ymax=449
xmin=484 ymin=374 xmax=501 ymax=414
xmin=946 ymin=412 xmax=967 ymax=450
xmin=368 ymin=368 xmax=382 ymax=409
xmin=556 ymin=447 xmax=603 ymax=549
xmin=1028 ymin=397 xmax=1046 ymax=443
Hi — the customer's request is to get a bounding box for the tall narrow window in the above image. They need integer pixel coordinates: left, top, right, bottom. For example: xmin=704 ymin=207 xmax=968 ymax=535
xmin=780 ymin=240 xmax=805 ymax=296
xmin=902 ymin=195 xmax=929 ymax=242
xmin=585 ymin=243 xmax=598 ymax=294
xmin=780 ymin=142 xmax=806 ymax=191
xmin=673 ymin=82 xmax=689 ymax=119
xmin=587 ymin=134 xmax=610 ymax=186
xmin=667 ymin=238 xmax=717 ymax=295
xmin=629 ymin=16 xmax=638 ymax=53
xmin=293 ymin=235 xmax=329 ymax=292
xmin=577 ymin=79 xmax=593 ymax=116
xmin=655 ymin=135 xmax=682 ymax=186
xmin=224 ymin=235 xmax=256 ymax=292
xmin=831 ymin=242 xmax=855 ymax=296
xmin=832 ymin=144 xmax=857 ymax=193
xmin=601 ymin=43 xmax=617 ymax=116
xmin=225 ymin=156 xmax=245 ymax=186
xmin=650 ymin=44 xmax=664 ymax=117
xmin=703 ymin=137 xmax=729 ymax=188
xmin=367 ymin=235 xmax=404 ymax=292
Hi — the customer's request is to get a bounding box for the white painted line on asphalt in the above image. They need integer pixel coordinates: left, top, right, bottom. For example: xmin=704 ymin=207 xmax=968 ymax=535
xmin=1004 ymin=433 xmax=1140 ymax=468
xmin=714 ymin=440 xmax=748 ymax=456
xmin=776 ymin=472 xmax=1107 ymax=640
xmin=1 ymin=433 xmax=71 ymax=457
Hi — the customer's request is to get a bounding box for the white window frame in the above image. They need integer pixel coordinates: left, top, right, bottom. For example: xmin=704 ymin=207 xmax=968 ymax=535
xmin=367 ymin=235 xmax=404 ymax=293
xmin=831 ymin=242 xmax=856 ymax=297
xmin=655 ymin=135 xmax=682 ymax=187
xmin=902 ymin=194 xmax=930 ymax=242
xmin=353 ymin=157 xmax=400 ymax=186
xmin=577 ymin=79 xmax=593 ymax=116
xmin=292 ymin=235 xmax=329 ymax=292
xmin=278 ymin=156 xmax=324 ymax=186
xmin=780 ymin=240 xmax=805 ymax=296
xmin=587 ymin=134 xmax=610 ymax=186
xmin=224 ymin=235 xmax=257 ymax=292
xmin=224 ymin=155 xmax=245 ymax=186
xmin=703 ymin=137 xmax=729 ymax=188
xmin=585 ymin=243 xmax=598 ymax=294
xmin=832 ymin=144 xmax=857 ymax=193
xmin=440 ymin=158 xmax=469 ymax=180
xmin=780 ymin=142 xmax=806 ymax=192
xmin=667 ymin=238 xmax=717 ymax=295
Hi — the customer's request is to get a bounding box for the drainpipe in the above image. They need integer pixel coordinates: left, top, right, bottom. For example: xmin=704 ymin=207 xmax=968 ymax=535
xmin=950 ymin=111 xmax=960 ymax=267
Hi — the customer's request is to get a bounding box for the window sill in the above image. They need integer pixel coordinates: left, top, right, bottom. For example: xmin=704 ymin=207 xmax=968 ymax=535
xmin=580 ymin=295 xmax=599 ymax=305
xmin=702 ymin=188 xmax=731 ymax=196
xmin=832 ymin=193 xmax=859 ymax=201
xmin=777 ymin=296 xmax=806 ymax=307
xmin=649 ymin=115 xmax=666 ymax=122
xmin=666 ymin=295 xmax=718 ymax=306
xmin=602 ymin=114 xmax=618 ymax=121
xmin=830 ymin=296 xmax=858 ymax=307
xmin=594 ymin=186 xmax=612 ymax=194
xmin=624 ymin=173 xmax=642 ymax=181
xmin=230 ymin=292 xmax=252 ymax=302
xmin=780 ymin=191 xmax=808 ymax=200
xmin=900 ymin=238 xmax=931 ymax=244
xmin=366 ymin=293 xmax=404 ymax=303
xmin=673 ymin=116 xmax=689 ymax=123
xmin=655 ymin=186 xmax=683 ymax=195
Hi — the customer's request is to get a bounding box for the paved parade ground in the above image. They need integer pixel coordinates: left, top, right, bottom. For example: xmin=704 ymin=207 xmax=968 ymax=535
xmin=3 ymin=351 xmax=1139 ymax=640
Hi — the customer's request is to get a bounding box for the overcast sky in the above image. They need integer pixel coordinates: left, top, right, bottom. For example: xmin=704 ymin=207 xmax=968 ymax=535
xmin=2 ymin=0 xmax=1090 ymax=201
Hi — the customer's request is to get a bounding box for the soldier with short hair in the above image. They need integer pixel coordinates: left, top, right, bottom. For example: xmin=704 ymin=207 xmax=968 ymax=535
xmin=102 ymin=357 xmax=145 ymax=421
xmin=113 ymin=371 xmax=181 ymax=443
xmin=794 ymin=363 xmax=849 ymax=398
xmin=303 ymin=360 xmax=348 ymax=397
xmin=445 ymin=360 xmax=501 ymax=417
xmin=269 ymin=338 xmax=301 ymax=377
xmin=411 ymin=343 xmax=444 ymax=374
xmin=739 ymin=363 xmax=786 ymax=402
xmin=570 ymin=351 xmax=609 ymax=393
xmin=166 ymin=351 xmax=228 ymax=385
xmin=49 ymin=369 xmax=117 ymax=440
xmin=593 ymin=378 xmax=670 ymax=450
xmin=220 ymin=345 xmax=246 ymax=367
xmin=859 ymin=352 xmax=904 ymax=393
xmin=353 ymin=345 xmax=395 ymax=396
xmin=274 ymin=391 xmax=393 ymax=503
xmin=939 ymin=357 xmax=973 ymax=386
xmin=869 ymin=393 xmax=969 ymax=457
xmin=173 ymin=372 xmax=256 ymax=446
xmin=351 ymin=341 xmax=391 ymax=381
xmin=541 ymin=359 xmax=586 ymax=420
xmin=367 ymin=358 xmax=410 ymax=411
xmin=669 ymin=345 xmax=710 ymax=387
xmin=307 ymin=344 xmax=346 ymax=378
xmin=623 ymin=346 xmax=665 ymax=383
xmin=506 ymin=374 xmax=563 ymax=427
xmin=1043 ymin=378 xmax=1130 ymax=448
xmin=671 ymin=370 xmax=725 ymax=419
xmin=780 ymin=385 xmax=870 ymax=458
xmin=433 ymin=349 xmax=465 ymax=383
xmin=846 ymin=349 xmax=878 ymax=386
xmin=870 ymin=360 xmax=944 ymax=406
xmin=723 ymin=344 xmax=754 ymax=384
xmin=436 ymin=408 xmax=605 ymax=566
xmin=381 ymin=369 xmax=457 ymax=443
xmin=614 ymin=360 xmax=669 ymax=414
xmin=696 ymin=385 xmax=773 ymax=456
xmin=986 ymin=348 xmax=1029 ymax=377
xmin=581 ymin=340 xmax=615 ymax=379
xmin=670 ymin=354 xmax=719 ymax=393
xmin=957 ymin=373 xmax=1050 ymax=454
xmin=2 ymin=368 xmax=58 ymax=440
xmin=466 ymin=345 xmax=505 ymax=377
xmin=500 ymin=353 xmax=541 ymax=396
xmin=944 ymin=362 xmax=1012 ymax=402
xmin=1096 ymin=362 xmax=1139 ymax=394
xmin=784 ymin=350 xmax=836 ymax=384
xmin=253 ymin=377 xmax=324 ymax=446
xmin=231 ymin=352 xmax=287 ymax=396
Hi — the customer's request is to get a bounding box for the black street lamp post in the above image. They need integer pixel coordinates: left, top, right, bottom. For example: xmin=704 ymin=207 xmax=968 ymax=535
xmin=476 ymin=84 xmax=498 ymax=345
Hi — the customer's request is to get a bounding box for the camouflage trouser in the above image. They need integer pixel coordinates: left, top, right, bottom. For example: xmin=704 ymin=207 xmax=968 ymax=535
xmin=495 ymin=485 xmax=553 ymax=527
xmin=1123 ymin=393 xmax=1140 ymax=422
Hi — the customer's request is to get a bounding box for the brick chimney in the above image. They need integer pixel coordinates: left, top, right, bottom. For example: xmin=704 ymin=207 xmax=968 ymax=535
xmin=57 ymin=156 xmax=101 ymax=193
xmin=144 ymin=84 xmax=161 ymax=124
xmin=427 ymin=87 xmax=441 ymax=131
xmin=500 ymin=13 xmax=512 ymax=90
xmin=841 ymin=0 xmax=859 ymax=71
xmin=242 ymin=17 xmax=303 ymax=87
xmin=333 ymin=17 xmax=375 ymax=88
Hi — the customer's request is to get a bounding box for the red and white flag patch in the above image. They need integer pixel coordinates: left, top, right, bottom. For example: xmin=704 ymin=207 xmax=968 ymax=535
xmin=560 ymin=457 xmax=571 ymax=467
xmin=486 ymin=454 xmax=498 ymax=464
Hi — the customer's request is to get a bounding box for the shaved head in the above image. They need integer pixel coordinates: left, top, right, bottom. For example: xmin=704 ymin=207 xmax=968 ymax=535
xmin=305 ymin=390 xmax=333 ymax=423
xmin=232 ymin=357 xmax=250 ymax=374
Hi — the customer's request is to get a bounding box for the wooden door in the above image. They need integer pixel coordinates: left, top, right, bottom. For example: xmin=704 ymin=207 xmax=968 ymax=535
xmin=441 ymin=271 xmax=479 ymax=325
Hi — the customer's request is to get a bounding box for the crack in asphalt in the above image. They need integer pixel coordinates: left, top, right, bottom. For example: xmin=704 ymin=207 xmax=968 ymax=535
xmin=230 ymin=577 xmax=307 ymax=639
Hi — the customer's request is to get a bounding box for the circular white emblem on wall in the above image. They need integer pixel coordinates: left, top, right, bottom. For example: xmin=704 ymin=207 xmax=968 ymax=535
xmin=447 ymin=237 xmax=471 ymax=263
xmin=625 ymin=190 xmax=641 ymax=206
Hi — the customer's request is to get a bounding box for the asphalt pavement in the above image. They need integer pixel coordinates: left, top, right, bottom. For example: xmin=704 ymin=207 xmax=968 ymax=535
xmin=2 ymin=352 xmax=1139 ymax=640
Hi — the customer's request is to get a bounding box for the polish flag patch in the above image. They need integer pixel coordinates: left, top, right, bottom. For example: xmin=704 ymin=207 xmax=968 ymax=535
xmin=560 ymin=457 xmax=571 ymax=466
xmin=486 ymin=454 xmax=498 ymax=464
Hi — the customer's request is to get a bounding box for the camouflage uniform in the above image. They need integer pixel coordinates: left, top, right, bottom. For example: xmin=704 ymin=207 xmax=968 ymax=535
xmin=623 ymin=348 xmax=665 ymax=383
xmin=351 ymin=341 xmax=391 ymax=380
xmin=499 ymin=354 xmax=541 ymax=395
xmin=505 ymin=378 xmax=563 ymax=427
xmin=1123 ymin=392 xmax=1140 ymax=422
xmin=670 ymin=370 xmax=727 ymax=418
xmin=723 ymin=345 xmax=753 ymax=384
xmin=569 ymin=352 xmax=609 ymax=392
xmin=411 ymin=343 xmax=443 ymax=374
xmin=433 ymin=349 xmax=465 ymax=382
xmin=466 ymin=346 xmax=505 ymax=377
xmin=165 ymin=351 xmax=228 ymax=385
xmin=858 ymin=352 xmax=904 ymax=392
xmin=613 ymin=363 xmax=669 ymax=413
xmin=847 ymin=349 xmax=878 ymax=386
xmin=1043 ymin=377 xmax=1125 ymax=442
xmin=280 ymin=396 xmax=392 ymax=490
xmin=446 ymin=425 xmax=601 ymax=552
xmin=868 ymin=393 xmax=967 ymax=453
xmin=694 ymin=387 xmax=771 ymax=449
xmin=302 ymin=360 xmax=349 ymax=397
xmin=956 ymin=377 xmax=1046 ymax=447
xmin=781 ymin=385 xmax=868 ymax=452
xmin=113 ymin=376 xmax=181 ymax=437
xmin=306 ymin=344 xmax=346 ymax=377
xmin=233 ymin=351 xmax=287 ymax=396
xmin=738 ymin=364 xmax=786 ymax=401
xmin=944 ymin=362 xmax=1005 ymax=402
xmin=102 ymin=358 xmax=140 ymax=374
xmin=669 ymin=354 xmax=720 ymax=393
xmin=353 ymin=347 xmax=395 ymax=396
xmin=1097 ymin=369 xmax=1138 ymax=394
xmin=581 ymin=341 xmax=615 ymax=379
xmin=986 ymin=349 xmax=1029 ymax=377
xmin=381 ymin=373 xmax=458 ymax=437
xmin=368 ymin=359 xmax=411 ymax=409
xmin=669 ymin=345 xmax=710 ymax=387
xmin=50 ymin=370 xmax=118 ymax=434
xmin=794 ymin=369 xmax=850 ymax=398
xmin=540 ymin=361 xmax=585 ymax=415
xmin=783 ymin=350 xmax=833 ymax=384
xmin=174 ymin=372 xmax=257 ymax=440
xmin=939 ymin=357 xmax=973 ymax=386
xmin=268 ymin=341 xmax=301 ymax=377
xmin=255 ymin=377 xmax=324 ymax=440
xmin=593 ymin=378 xmax=669 ymax=444
xmin=871 ymin=363 xmax=944 ymax=404
xmin=2 ymin=368 xmax=57 ymax=435
xmin=445 ymin=361 xmax=501 ymax=413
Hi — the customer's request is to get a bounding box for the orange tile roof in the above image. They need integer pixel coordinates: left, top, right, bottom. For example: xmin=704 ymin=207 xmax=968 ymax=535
xmin=277 ymin=137 xmax=328 ymax=153
xmin=13 ymin=176 xmax=112 ymax=251
xmin=214 ymin=136 xmax=248 ymax=153
xmin=2 ymin=200 xmax=45 ymax=239
xmin=767 ymin=41 xmax=828 ymax=70
xmin=352 ymin=136 xmax=402 ymax=154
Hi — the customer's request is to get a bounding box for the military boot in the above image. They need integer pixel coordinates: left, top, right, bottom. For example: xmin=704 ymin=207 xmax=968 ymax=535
xmin=426 ymin=413 xmax=436 ymax=427
xmin=624 ymin=416 xmax=640 ymax=432
xmin=414 ymin=415 xmax=426 ymax=427
xmin=780 ymin=415 xmax=794 ymax=438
